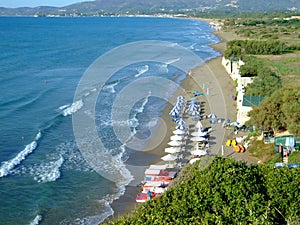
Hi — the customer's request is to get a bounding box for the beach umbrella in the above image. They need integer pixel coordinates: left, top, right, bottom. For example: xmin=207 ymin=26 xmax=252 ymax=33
xmin=191 ymin=131 xmax=207 ymax=137
xmin=170 ymin=135 xmax=184 ymax=141
xmin=191 ymin=149 xmax=207 ymax=156
xmin=190 ymin=110 xmax=199 ymax=116
xmin=173 ymin=129 xmax=185 ymax=135
xmin=175 ymin=119 xmax=185 ymax=125
xmin=191 ymin=136 xmax=206 ymax=142
xmin=177 ymin=96 xmax=184 ymax=100
xmin=165 ymin=147 xmax=181 ymax=154
xmin=176 ymin=125 xmax=185 ymax=130
xmin=195 ymin=121 xmax=203 ymax=129
xmin=207 ymin=113 xmax=217 ymax=119
xmin=170 ymin=110 xmax=179 ymax=117
xmin=192 ymin=116 xmax=201 ymax=121
xmin=168 ymin=140 xmax=183 ymax=146
xmin=230 ymin=121 xmax=240 ymax=127
xmin=188 ymin=104 xmax=198 ymax=110
xmin=161 ymin=154 xmax=177 ymax=162
xmin=189 ymin=158 xmax=201 ymax=164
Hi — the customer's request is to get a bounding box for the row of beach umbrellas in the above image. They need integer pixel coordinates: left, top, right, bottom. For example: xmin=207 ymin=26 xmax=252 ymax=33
xmin=169 ymin=96 xmax=186 ymax=118
xmin=162 ymin=96 xmax=212 ymax=165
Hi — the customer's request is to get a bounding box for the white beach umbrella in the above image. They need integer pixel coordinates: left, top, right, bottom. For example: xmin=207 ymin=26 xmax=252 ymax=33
xmin=173 ymin=129 xmax=185 ymax=135
xmin=191 ymin=131 xmax=207 ymax=137
xmin=189 ymin=158 xmax=201 ymax=164
xmin=168 ymin=140 xmax=183 ymax=146
xmin=165 ymin=147 xmax=181 ymax=154
xmin=230 ymin=121 xmax=240 ymax=127
xmin=191 ymin=149 xmax=207 ymax=156
xmin=191 ymin=137 xmax=206 ymax=142
xmin=170 ymin=135 xmax=184 ymax=141
xmin=161 ymin=154 xmax=177 ymax=162
xmin=195 ymin=121 xmax=203 ymax=129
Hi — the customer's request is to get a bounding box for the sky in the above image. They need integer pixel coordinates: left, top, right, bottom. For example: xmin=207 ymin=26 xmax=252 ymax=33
xmin=0 ymin=0 xmax=91 ymax=8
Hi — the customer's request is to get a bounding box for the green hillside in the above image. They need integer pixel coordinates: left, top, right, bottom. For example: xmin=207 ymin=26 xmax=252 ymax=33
xmin=105 ymin=157 xmax=300 ymax=224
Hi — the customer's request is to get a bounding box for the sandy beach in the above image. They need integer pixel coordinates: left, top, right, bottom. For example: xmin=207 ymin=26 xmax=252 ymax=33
xmin=108 ymin=22 xmax=258 ymax=222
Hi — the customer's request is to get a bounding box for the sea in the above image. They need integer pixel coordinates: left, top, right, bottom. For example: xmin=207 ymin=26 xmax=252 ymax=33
xmin=0 ymin=16 xmax=220 ymax=224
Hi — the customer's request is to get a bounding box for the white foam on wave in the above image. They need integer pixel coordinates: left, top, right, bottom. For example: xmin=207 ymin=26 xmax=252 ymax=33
xmin=165 ymin=57 xmax=181 ymax=65
xmin=61 ymin=100 xmax=84 ymax=116
xmin=57 ymin=141 xmax=93 ymax=172
xmin=127 ymin=93 xmax=150 ymax=135
xmin=29 ymin=214 xmax=42 ymax=225
xmin=189 ymin=43 xmax=197 ymax=50
xmin=0 ymin=131 xmax=41 ymax=178
xmin=134 ymin=65 xmax=149 ymax=77
xmin=31 ymin=155 xmax=64 ymax=183
xmin=58 ymin=104 xmax=70 ymax=110
xmin=65 ymin=200 xmax=113 ymax=225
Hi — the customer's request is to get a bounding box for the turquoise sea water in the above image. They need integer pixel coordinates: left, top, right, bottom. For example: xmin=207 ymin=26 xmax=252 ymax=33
xmin=0 ymin=16 xmax=220 ymax=224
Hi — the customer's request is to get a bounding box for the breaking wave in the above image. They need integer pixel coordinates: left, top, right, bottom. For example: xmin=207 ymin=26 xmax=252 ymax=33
xmin=29 ymin=214 xmax=42 ymax=225
xmin=134 ymin=65 xmax=149 ymax=77
xmin=0 ymin=131 xmax=41 ymax=178
xmin=60 ymin=100 xmax=84 ymax=116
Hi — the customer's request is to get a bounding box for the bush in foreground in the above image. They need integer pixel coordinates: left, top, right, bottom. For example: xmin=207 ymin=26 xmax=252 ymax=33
xmin=105 ymin=157 xmax=300 ymax=225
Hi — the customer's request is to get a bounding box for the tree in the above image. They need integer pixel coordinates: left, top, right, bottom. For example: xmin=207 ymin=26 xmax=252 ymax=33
xmin=248 ymin=85 xmax=300 ymax=135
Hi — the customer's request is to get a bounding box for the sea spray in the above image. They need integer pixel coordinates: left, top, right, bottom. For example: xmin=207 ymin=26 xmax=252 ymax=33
xmin=29 ymin=214 xmax=42 ymax=225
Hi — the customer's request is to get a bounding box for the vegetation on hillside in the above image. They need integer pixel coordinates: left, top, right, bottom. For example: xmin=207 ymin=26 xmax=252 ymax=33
xmin=247 ymin=85 xmax=300 ymax=135
xmin=225 ymin=39 xmax=288 ymax=57
xmin=223 ymin=16 xmax=300 ymax=135
xmin=106 ymin=157 xmax=300 ymax=225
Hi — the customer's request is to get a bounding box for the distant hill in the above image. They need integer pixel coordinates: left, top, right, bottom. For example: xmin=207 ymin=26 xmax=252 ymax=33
xmin=1 ymin=0 xmax=300 ymax=16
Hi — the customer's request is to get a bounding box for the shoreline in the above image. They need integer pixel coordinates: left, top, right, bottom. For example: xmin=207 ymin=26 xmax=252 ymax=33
xmin=107 ymin=19 xmax=257 ymax=223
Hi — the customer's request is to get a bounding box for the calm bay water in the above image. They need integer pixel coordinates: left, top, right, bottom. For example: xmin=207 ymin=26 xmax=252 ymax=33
xmin=0 ymin=16 xmax=219 ymax=224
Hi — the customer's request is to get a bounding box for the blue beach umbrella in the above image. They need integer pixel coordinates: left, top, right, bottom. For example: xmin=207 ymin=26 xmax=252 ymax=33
xmin=176 ymin=119 xmax=185 ymax=125
xmin=190 ymin=110 xmax=199 ymax=116
xmin=176 ymin=125 xmax=185 ymax=130
xmin=192 ymin=116 xmax=200 ymax=121
xmin=208 ymin=113 xmax=217 ymax=119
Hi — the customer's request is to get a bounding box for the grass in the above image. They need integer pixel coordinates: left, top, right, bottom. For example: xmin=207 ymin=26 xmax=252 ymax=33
xmin=248 ymin=139 xmax=300 ymax=165
xmin=267 ymin=56 xmax=300 ymax=75
xmin=288 ymin=151 xmax=300 ymax=164
xmin=264 ymin=55 xmax=300 ymax=86
xmin=247 ymin=140 xmax=279 ymax=163
xmin=223 ymin=21 xmax=300 ymax=87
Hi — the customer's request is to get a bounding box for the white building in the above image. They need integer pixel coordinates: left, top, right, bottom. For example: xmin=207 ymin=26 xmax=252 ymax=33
xmin=222 ymin=57 xmax=255 ymax=125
